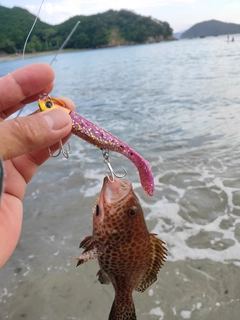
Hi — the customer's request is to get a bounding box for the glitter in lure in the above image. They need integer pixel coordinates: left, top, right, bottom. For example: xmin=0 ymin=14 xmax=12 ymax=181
xmin=38 ymin=95 xmax=154 ymax=196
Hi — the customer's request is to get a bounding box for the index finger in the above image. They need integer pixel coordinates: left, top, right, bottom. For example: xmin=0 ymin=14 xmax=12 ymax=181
xmin=0 ymin=62 xmax=55 ymax=119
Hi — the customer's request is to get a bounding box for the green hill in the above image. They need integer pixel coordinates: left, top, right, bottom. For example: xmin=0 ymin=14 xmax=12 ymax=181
xmin=181 ymin=20 xmax=240 ymax=39
xmin=0 ymin=5 xmax=51 ymax=53
xmin=0 ymin=5 xmax=173 ymax=54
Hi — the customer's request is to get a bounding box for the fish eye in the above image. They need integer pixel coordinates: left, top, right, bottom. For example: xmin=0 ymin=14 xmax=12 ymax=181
xmin=45 ymin=101 xmax=53 ymax=108
xmin=129 ymin=207 xmax=137 ymax=216
xmin=96 ymin=204 xmax=99 ymax=216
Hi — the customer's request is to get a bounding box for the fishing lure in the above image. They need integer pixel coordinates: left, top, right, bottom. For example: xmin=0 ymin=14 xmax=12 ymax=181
xmin=38 ymin=95 xmax=154 ymax=196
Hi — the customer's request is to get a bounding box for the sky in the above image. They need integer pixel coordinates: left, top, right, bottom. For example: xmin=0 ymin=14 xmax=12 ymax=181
xmin=0 ymin=0 xmax=240 ymax=32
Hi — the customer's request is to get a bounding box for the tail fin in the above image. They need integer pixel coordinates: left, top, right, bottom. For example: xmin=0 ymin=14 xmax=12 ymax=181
xmin=108 ymin=295 xmax=137 ymax=320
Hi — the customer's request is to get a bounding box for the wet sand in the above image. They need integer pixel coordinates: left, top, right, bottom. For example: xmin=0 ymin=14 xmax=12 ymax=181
xmin=1 ymin=256 xmax=240 ymax=319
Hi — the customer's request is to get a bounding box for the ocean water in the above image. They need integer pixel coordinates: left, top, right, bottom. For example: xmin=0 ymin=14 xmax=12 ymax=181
xmin=1 ymin=35 xmax=240 ymax=319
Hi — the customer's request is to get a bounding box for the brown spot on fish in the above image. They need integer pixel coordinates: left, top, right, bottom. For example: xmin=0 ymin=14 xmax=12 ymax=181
xmin=75 ymin=177 xmax=167 ymax=320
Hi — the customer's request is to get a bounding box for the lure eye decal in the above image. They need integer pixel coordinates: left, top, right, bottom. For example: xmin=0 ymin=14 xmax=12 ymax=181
xmin=45 ymin=101 xmax=53 ymax=108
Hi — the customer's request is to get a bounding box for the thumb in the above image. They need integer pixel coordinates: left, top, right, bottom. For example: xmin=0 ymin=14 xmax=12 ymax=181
xmin=0 ymin=109 xmax=72 ymax=160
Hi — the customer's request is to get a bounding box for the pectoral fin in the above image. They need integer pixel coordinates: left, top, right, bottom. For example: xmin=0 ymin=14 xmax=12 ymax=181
xmin=74 ymin=236 xmax=104 ymax=267
xmin=79 ymin=235 xmax=95 ymax=249
xmin=97 ymin=269 xmax=111 ymax=285
xmin=135 ymin=234 xmax=167 ymax=292
xmin=74 ymin=247 xmax=101 ymax=266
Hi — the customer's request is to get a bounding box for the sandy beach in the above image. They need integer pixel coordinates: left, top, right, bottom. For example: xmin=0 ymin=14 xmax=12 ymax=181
xmin=1 ymin=232 xmax=240 ymax=319
xmin=0 ymin=51 xmax=53 ymax=62
xmin=0 ymin=49 xmax=85 ymax=62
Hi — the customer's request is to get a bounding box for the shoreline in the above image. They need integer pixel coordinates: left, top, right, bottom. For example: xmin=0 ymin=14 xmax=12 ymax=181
xmin=0 ymin=49 xmax=83 ymax=62
xmin=0 ymin=37 xmax=177 ymax=63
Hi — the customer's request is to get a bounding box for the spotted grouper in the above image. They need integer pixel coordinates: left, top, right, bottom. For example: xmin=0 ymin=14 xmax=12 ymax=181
xmin=74 ymin=177 xmax=167 ymax=320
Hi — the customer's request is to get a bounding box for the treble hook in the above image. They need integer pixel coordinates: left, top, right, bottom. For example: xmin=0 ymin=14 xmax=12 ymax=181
xmin=102 ymin=149 xmax=127 ymax=183
xmin=48 ymin=140 xmax=71 ymax=158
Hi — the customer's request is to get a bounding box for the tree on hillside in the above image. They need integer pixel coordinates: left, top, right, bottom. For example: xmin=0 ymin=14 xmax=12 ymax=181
xmin=0 ymin=6 xmax=173 ymax=53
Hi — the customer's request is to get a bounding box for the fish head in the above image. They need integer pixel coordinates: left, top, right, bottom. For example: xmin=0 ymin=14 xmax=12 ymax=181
xmin=93 ymin=177 xmax=148 ymax=245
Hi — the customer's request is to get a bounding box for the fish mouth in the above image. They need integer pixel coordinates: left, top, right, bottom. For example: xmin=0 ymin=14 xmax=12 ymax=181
xmin=101 ymin=176 xmax=132 ymax=205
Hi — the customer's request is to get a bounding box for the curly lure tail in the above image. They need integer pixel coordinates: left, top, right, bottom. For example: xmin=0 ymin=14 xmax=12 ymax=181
xmin=109 ymin=294 xmax=137 ymax=320
xmin=70 ymin=111 xmax=154 ymax=196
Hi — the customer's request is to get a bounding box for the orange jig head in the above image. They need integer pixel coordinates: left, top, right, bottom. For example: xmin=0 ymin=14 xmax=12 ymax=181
xmin=38 ymin=95 xmax=70 ymax=114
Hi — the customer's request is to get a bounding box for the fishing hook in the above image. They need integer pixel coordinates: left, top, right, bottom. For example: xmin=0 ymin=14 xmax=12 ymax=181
xmin=41 ymin=95 xmax=71 ymax=158
xmin=102 ymin=149 xmax=127 ymax=182
xmin=48 ymin=140 xmax=71 ymax=158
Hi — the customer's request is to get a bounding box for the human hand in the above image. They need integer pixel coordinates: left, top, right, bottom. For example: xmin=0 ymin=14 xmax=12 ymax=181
xmin=0 ymin=62 xmax=75 ymax=267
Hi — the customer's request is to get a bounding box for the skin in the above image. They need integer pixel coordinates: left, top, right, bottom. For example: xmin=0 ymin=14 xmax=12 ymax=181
xmin=0 ymin=62 xmax=76 ymax=268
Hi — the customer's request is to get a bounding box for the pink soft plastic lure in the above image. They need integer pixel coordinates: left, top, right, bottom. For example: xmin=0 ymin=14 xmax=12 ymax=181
xmin=38 ymin=96 xmax=154 ymax=196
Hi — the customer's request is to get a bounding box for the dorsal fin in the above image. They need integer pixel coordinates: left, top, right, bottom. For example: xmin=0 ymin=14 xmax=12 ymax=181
xmin=135 ymin=234 xmax=167 ymax=292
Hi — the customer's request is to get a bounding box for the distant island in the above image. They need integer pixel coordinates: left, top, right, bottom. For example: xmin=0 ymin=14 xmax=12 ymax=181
xmin=181 ymin=20 xmax=240 ymax=39
xmin=0 ymin=5 xmax=174 ymax=55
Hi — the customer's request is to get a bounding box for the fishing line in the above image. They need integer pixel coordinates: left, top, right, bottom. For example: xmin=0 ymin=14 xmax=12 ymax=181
xmin=22 ymin=0 xmax=45 ymax=61
xmin=50 ymin=21 xmax=80 ymax=65
xmin=17 ymin=1 xmax=80 ymax=117
xmin=16 ymin=2 xmax=79 ymax=172
xmin=17 ymin=0 xmax=45 ymax=117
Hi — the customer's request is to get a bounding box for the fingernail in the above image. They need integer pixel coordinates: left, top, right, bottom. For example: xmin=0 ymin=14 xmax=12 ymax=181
xmin=42 ymin=109 xmax=70 ymax=130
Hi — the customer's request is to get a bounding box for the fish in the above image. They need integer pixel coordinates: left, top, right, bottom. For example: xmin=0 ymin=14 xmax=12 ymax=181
xmin=74 ymin=177 xmax=167 ymax=320
xmin=38 ymin=95 xmax=154 ymax=196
